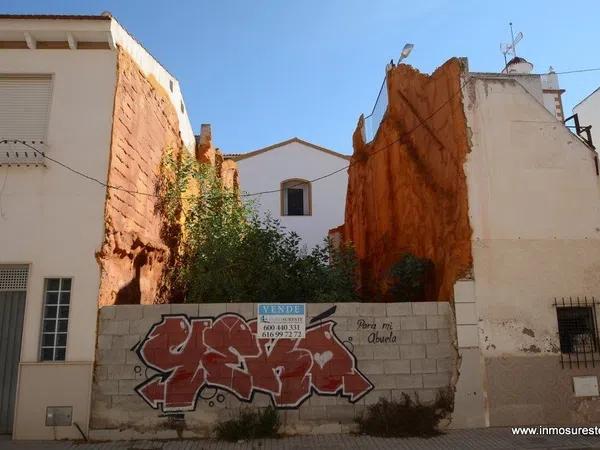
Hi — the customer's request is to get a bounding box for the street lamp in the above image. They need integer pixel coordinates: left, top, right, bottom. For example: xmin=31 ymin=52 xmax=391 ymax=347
xmin=398 ymin=43 xmax=414 ymax=64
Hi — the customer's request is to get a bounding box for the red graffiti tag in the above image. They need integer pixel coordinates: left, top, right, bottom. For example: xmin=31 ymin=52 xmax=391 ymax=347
xmin=135 ymin=313 xmax=372 ymax=411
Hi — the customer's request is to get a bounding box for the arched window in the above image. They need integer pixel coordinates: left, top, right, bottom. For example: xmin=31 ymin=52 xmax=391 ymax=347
xmin=281 ymin=179 xmax=311 ymax=216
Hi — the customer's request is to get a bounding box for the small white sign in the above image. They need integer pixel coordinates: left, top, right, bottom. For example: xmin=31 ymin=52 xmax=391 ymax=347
xmin=573 ymin=376 xmax=599 ymax=397
xmin=257 ymin=303 xmax=306 ymax=339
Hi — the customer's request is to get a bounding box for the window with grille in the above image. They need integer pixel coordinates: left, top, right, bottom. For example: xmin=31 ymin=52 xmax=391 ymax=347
xmin=281 ymin=179 xmax=311 ymax=216
xmin=554 ymin=297 xmax=600 ymax=368
xmin=0 ymin=265 xmax=29 ymax=291
xmin=40 ymin=278 xmax=71 ymax=361
xmin=0 ymin=75 xmax=52 ymax=166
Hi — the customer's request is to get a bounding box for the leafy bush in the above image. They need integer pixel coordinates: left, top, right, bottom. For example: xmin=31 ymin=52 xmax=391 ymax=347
xmin=215 ymin=406 xmax=280 ymax=441
xmin=389 ymin=253 xmax=434 ymax=302
xmin=158 ymin=151 xmax=359 ymax=303
xmin=355 ymin=391 xmax=452 ymax=438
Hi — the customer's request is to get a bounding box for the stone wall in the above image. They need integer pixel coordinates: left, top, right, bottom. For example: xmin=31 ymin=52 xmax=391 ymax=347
xmin=338 ymin=58 xmax=472 ymax=301
xmin=90 ymin=302 xmax=455 ymax=439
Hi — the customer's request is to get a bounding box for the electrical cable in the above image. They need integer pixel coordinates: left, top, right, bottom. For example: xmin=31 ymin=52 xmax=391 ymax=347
xmin=2 ymin=74 xmax=474 ymax=200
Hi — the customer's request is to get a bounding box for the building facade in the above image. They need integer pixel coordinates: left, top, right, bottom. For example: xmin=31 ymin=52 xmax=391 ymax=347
xmin=0 ymin=14 xmax=201 ymax=439
xmin=458 ymin=66 xmax=600 ymax=427
xmin=338 ymin=56 xmax=600 ymax=427
xmin=229 ymin=138 xmax=350 ymax=249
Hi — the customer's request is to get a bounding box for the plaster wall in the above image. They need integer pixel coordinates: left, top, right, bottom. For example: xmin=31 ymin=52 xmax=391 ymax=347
xmin=235 ymin=141 xmax=349 ymax=250
xmin=0 ymin=48 xmax=117 ymax=438
xmin=464 ymin=75 xmax=600 ymax=425
xmin=574 ymin=88 xmax=600 ymax=145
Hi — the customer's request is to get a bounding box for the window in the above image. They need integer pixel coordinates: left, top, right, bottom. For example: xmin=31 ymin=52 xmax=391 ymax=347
xmin=0 ymin=75 xmax=52 ymax=165
xmin=281 ymin=179 xmax=311 ymax=216
xmin=555 ymin=297 xmax=600 ymax=368
xmin=40 ymin=278 xmax=71 ymax=361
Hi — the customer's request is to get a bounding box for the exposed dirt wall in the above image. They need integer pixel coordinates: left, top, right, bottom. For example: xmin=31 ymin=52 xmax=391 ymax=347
xmin=341 ymin=58 xmax=472 ymax=301
xmin=96 ymin=48 xmax=183 ymax=306
xmin=97 ymin=49 xmax=238 ymax=306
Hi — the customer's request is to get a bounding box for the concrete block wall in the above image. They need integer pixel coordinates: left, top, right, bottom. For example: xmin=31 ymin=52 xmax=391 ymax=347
xmin=449 ymin=280 xmax=487 ymax=428
xmin=90 ymin=302 xmax=455 ymax=439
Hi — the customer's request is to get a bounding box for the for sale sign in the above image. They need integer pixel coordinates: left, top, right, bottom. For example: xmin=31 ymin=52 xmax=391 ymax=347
xmin=256 ymin=303 xmax=306 ymax=339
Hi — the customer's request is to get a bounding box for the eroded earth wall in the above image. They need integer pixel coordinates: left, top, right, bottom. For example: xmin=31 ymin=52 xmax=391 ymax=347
xmin=342 ymin=58 xmax=472 ymax=301
xmin=97 ymin=49 xmax=237 ymax=306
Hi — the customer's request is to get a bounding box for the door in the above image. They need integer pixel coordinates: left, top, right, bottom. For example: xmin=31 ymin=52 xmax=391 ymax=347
xmin=0 ymin=266 xmax=28 ymax=434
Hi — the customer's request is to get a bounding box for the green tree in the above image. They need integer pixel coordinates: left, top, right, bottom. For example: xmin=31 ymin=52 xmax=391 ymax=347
xmin=159 ymin=151 xmax=358 ymax=303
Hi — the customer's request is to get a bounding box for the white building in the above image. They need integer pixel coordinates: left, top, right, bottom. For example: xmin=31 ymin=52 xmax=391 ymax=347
xmin=573 ymin=86 xmax=600 ymax=149
xmin=455 ymin=60 xmax=600 ymax=427
xmin=0 ymin=14 xmax=195 ymax=439
xmin=228 ymin=138 xmax=350 ymax=249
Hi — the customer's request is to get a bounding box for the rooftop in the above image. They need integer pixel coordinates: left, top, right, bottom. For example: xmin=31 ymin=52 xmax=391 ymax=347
xmin=225 ymin=137 xmax=351 ymax=161
xmin=0 ymin=14 xmax=111 ymax=20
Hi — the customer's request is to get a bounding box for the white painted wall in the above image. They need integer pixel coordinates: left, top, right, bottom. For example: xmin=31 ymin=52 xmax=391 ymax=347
xmin=0 ymin=48 xmax=117 ymax=439
xmin=235 ymin=141 xmax=349 ymax=250
xmin=461 ymin=75 xmax=600 ymax=426
xmin=0 ymin=16 xmax=197 ymax=439
xmin=574 ymin=88 xmax=600 ymax=147
xmin=464 ymin=74 xmax=600 ymax=357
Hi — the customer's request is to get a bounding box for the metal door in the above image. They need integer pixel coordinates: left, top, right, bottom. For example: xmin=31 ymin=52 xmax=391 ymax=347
xmin=0 ymin=266 xmax=28 ymax=434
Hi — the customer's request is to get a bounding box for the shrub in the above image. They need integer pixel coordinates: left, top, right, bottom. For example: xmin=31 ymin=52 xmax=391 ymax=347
xmin=389 ymin=253 xmax=434 ymax=302
xmin=355 ymin=391 xmax=452 ymax=438
xmin=215 ymin=406 xmax=280 ymax=441
xmin=158 ymin=151 xmax=359 ymax=303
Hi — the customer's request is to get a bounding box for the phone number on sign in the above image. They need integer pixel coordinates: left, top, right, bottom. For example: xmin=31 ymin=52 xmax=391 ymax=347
xmin=262 ymin=324 xmax=303 ymax=331
xmin=259 ymin=330 xmax=304 ymax=339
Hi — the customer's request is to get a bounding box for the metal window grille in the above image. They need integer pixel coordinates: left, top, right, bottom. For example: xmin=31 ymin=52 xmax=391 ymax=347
xmin=40 ymin=278 xmax=71 ymax=362
xmin=0 ymin=265 xmax=29 ymax=291
xmin=554 ymin=297 xmax=600 ymax=368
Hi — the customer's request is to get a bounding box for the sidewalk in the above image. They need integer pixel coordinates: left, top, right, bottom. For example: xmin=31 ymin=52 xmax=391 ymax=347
xmin=2 ymin=428 xmax=600 ymax=450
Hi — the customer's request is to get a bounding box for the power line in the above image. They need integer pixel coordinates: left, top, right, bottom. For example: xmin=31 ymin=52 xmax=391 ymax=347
xmin=7 ymin=66 xmax=578 ymax=200
xmin=3 ymin=74 xmax=473 ymax=200
xmin=5 ymin=140 xmax=158 ymax=197
xmin=551 ymin=67 xmax=600 ymax=75
xmin=242 ymin=75 xmax=473 ymax=197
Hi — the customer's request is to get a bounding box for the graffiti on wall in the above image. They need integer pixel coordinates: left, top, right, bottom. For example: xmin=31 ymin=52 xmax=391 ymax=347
xmin=134 ymin=313 xmax=373 ymax=412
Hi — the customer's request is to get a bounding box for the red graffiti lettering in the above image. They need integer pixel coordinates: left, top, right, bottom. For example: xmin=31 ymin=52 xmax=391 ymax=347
xmin=135 ymin=313 xmax=372 ymax=411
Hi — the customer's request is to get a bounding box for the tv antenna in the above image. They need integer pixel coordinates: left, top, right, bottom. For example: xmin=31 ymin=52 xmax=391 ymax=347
xmin=500 ymin=22 xmax=523 ymax=68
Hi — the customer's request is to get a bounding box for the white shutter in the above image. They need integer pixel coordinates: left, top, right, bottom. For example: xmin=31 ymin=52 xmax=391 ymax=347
xmin=0 ymin=75 xmax=52 ymax=165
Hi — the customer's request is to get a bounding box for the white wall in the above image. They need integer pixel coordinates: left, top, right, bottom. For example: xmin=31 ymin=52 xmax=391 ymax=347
xmin=574 ymin=89 xmax=600 ymax=146
xmin=0 ymin=48 xmax=117 ymax=439
xmin=235 ymin=141 xmax=349 ymax=250
xmin=462 ymin=74 xmax=600 ymax=425
xmin=465 ymin=74 xmax=600 ymax=355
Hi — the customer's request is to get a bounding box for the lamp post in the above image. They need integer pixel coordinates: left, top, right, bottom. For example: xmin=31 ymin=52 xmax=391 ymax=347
xmin=398 ymin=43 xmax=414 ymax=64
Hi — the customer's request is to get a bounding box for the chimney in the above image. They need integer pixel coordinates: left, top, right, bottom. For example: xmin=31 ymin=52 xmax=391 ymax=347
xmin=505 ymin=56 xmax=534 ymax=74
xmin=542 ymin=67 xmax=565 ymax=122
xmin=195 ymin=124 xmax=215 ymax=165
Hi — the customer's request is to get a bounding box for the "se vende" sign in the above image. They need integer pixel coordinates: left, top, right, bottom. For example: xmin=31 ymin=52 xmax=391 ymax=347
xmin=257 ymin=303 xmax=306 ymax=339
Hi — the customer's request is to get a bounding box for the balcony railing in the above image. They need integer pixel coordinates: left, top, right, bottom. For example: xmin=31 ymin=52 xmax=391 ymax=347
xmin=564 ymin=114 xmax=594 ymax=150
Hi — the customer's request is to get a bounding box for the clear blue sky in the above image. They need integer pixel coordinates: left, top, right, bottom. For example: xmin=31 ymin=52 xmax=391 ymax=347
xmin=5 ymin=0 xmax=600 ymax=154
